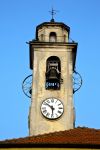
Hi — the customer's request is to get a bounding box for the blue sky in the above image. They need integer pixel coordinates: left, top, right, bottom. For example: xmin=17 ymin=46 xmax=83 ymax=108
xmin=0 ymin=0 xmax=100 ymax=140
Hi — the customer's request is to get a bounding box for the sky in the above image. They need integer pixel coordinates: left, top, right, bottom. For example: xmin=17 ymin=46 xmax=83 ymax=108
xmin=0 ymin=0 xmax=100 ymax=140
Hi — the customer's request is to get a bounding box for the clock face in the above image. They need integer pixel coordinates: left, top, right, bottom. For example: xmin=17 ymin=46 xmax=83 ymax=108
xmin=41 ymin=98 xmax=64 ymax=120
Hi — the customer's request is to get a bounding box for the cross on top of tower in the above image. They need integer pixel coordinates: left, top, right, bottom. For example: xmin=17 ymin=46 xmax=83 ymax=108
xmin=49 ymin=7 xmax=58 ymax=22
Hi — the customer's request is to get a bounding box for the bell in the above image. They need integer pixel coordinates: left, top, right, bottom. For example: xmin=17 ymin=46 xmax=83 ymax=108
xmin=49 ymin=68 xmax=58 ymax=79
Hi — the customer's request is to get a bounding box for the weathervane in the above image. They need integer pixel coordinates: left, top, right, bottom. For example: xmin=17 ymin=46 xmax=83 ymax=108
xmin=49 ymin=7 xmax=58 ymax=22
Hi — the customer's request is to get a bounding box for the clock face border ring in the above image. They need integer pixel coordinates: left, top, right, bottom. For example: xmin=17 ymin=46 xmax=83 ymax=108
xmin=40 ymin=97 xmax=64 ymax=120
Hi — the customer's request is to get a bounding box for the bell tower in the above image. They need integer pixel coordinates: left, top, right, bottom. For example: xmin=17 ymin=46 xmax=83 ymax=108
xmin=22 ymin=16 xmax=82 ymax=136
xmin=27 ymin=20 xmax=78 ymax=136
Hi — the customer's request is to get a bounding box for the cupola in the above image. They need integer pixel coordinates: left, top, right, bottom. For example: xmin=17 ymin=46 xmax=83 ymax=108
xmin=36 ymin=22 xmax=70 ymax=42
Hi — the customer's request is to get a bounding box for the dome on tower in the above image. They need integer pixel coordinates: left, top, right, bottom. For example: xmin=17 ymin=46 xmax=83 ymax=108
xmin=35 ymin=21 xmax=70 ymax=43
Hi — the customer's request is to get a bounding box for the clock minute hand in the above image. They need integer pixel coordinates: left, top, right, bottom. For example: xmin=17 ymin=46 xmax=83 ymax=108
xmin=50 ymin=106 xmax=55 ymax=117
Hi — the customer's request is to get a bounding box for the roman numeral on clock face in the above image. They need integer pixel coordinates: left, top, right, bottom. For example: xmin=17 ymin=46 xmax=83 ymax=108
xmin=58 ymin=110 xmax=62 ymax=114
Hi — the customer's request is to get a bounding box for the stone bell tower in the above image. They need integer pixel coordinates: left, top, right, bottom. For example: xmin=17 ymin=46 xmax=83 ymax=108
xmin=28 ymin=18 xmax=77 ymax=136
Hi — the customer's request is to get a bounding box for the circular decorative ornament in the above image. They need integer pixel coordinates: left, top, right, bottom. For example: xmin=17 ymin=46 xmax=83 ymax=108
xmin=22 ymin=74 xmax=32 ymax=98
xmin=73 ymin=70 xmax=82 ymax=94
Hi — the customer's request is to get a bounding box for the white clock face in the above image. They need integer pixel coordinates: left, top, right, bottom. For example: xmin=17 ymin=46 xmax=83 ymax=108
xmin=41 ymin=98 xmax=64 ymax=120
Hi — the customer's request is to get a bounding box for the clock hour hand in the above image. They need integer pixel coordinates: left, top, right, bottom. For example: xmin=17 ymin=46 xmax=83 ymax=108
xmin=45 ymin=103 xmax=55 ymax=112
xmin=45 ymin=103 xmax=52 ymax=109
xmin=44 ymin=102 xmax=55 ymax=117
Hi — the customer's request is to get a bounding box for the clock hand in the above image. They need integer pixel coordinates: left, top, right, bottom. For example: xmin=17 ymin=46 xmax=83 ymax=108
xmin=45 ymin=103 xmax=55 ymax=114
xmin=44 ymin=102 xmax=55 ymax=116
xmin=45 ymin=103 xmax=53 ymax=109
xmin=51 ymin=106 xmax=55 ymax=117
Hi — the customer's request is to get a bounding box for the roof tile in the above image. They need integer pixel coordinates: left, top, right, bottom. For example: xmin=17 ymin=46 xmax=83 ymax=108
xmin=0 ymin=127 xmax=100 ymax=148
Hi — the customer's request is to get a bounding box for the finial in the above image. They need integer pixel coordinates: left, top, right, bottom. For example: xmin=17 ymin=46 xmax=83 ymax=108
xmin=49 ymin=7 xmax=58 ymax=22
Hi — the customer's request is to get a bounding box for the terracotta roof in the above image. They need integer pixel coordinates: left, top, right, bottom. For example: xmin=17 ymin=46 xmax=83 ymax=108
xmin=0 ymin=127 xmax=100 ymax=148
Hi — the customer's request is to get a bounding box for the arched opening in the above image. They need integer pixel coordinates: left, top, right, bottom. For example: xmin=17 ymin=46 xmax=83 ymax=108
xmin=45 ymin=56 xmax=61 ymax=90
xmin=49 ymin=32 xmax=57 ymax=42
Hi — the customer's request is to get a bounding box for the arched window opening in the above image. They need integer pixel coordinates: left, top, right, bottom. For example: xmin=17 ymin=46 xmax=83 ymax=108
xmin=49 ymin=32 xmax=57 ymax=42
xmin=45 ymin=56 xmax=61 ymax=90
